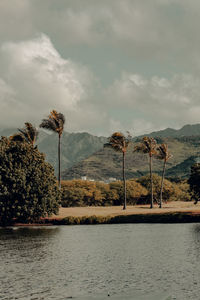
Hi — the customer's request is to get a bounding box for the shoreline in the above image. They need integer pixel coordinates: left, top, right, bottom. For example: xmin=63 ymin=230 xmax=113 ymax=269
xmin=9 ymin=201 xmax=200 ymax=226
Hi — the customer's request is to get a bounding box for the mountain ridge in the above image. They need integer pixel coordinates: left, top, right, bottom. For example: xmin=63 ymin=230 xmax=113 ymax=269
xmin=1 ymin=123 xmax=200 ymax=179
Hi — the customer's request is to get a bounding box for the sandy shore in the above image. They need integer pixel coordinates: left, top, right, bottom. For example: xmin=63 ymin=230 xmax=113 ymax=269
xmin=50 ymin=201 xmax=200 ymax=219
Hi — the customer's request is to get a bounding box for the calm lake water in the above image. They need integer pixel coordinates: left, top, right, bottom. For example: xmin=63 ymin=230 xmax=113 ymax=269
xmin=0 ymin=224 xmax=200 ymax=300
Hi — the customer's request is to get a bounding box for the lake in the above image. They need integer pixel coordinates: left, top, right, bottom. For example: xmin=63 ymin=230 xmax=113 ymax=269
xmin=0 ymin=224 xmax=200 ymax=300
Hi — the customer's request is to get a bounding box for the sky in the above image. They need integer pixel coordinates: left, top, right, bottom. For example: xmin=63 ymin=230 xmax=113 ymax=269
xmin=1 ymin=0 xmax=200 ymax=136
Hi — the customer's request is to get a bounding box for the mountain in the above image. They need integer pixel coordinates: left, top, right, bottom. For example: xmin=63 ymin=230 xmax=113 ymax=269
xmin=0 ymin=128 xmax=107 ymax=173
xmin=2 ymin=123 xmax=200 ymax=180
xmin=38 ymin=131 xmax=106 ymax=172
xmin=139 ymin=124 xmax=200 ymax=138
xmin=62 ymin=136 xmax=200 ymax=180
xmin=0 ymin=127 xmax=49 ymax=143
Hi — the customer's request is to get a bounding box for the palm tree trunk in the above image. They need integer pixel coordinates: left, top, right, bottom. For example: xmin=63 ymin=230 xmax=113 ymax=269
xmin=58 ymin=134 xmax=61 ymax=189
xmin=123 ymin=151 xmax=127 ymax=210
xmin=160 ymin=160 xmax=166 ymax=208
xmin=149 ymin=155 xmax=154 ymax=208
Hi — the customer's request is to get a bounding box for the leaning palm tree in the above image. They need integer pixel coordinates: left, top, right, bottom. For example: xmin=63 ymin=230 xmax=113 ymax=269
xmin=156 ymin=143 xmax=172 ymax=208
xmin=104 ymin=132 xmax=131 ymax=210
xmin=134 ymin=137 xmax=157 ymax=208
xmin=40 ymin=110 xmax=65 ymax=189
xmin=10 ymin=122 xmax=38 ymax=145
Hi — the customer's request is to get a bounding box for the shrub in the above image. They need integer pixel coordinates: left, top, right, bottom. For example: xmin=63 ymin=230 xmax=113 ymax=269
xmin=138 ymin=174 xmax=192 ymax=203
xmin=188 ymin=163 xmax=200 ymax=203
xmin=138 ymin=174 xmax=176 ymax=203
xmin=0 ymin=137 xmax=60 ymax=225
xmin=110 ymin=180 xmax=148 ymax=205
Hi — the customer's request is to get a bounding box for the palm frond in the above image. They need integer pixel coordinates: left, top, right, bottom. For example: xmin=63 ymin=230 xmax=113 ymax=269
xmin=39 ymin=119 xmax=57 ymax=132
xmin=104 ymin=131 xmax=131 ymax=153
xmin=17 ymin=122 xmax=38 ymax=145
xmin=9 ymin=133 xmax=25 ymax=142
xmin=25 ymin=122 xmax=38 ymax=144
xmin=134 ymin=136 xmax=157 ymax=156
xmin=156 ymin=143 xmax=172 ymax=161
xmin=41 ymin=110 xmax=65 ymax=136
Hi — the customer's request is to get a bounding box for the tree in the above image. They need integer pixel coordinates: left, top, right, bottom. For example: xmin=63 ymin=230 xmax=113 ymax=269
xmin=0 ymin=137 xmax=60 ymax=225
xmin=138 ymin=174 xmax=175 ymax=204
xmin=134 ymin=137 xmax=157 ymax=208
xmin=156 ymin=143 xmax=172 ymax=208
xmin=188 ymin=163 xmax=200 ymax=204
xmin=104 ymin=132 xmax=131 ymax=210
xmin=10 ymin=122 xmax=38 ymax=145
xmin=40 ymin=110 xmax=65 ymax=189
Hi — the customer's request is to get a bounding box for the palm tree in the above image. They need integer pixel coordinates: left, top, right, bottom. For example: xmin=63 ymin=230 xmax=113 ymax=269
xmin=40 ymin=110 xmax=65 ymax=189
xmin=134 ymin=137 xmax=157 ymax=208
xmin=104 ymin=132 xmax=131 ymax=210
xmin=156 ymin=143 xmax=172 ymax=208
xmin=10 ymin=122 xmax=38 ymax=145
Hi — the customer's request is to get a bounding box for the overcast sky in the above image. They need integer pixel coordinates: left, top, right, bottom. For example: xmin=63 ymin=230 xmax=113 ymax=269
xmin=1 ymin=0 xmax=200 ymax=136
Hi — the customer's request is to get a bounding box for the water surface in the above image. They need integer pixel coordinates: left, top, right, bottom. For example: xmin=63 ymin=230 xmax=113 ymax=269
xmin=0 ymin=224 xmax=200 ymax=299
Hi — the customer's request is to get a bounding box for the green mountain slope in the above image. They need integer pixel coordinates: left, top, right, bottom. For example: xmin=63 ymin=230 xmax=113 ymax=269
xmin=38 ymin=131 xmax=106 ymax=172
xmin=62 ymin=136 xmax=200 ymax=180
xmin=2 ymin=124 xmax=200 ymax=179
xmin=0 ymin=128 xmax=106 ymax=173
xmin=139 ymin=124 xmax=200 ymax=138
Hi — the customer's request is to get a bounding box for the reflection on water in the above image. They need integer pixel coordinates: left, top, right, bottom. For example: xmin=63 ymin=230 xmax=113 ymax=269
xmin=0 ymin=224 xmax=200 ymax=300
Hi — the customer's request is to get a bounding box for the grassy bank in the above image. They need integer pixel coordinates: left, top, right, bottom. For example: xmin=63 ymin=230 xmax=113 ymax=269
xmin=45 ymin=212 xmax=200 ymax=225
xmin=42 ymin=201 xmax=200 ymax=225
xmin=11 ymin=202 xmax=200 ymax=226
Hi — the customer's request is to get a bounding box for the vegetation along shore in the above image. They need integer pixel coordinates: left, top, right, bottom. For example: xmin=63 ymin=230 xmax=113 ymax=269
xmin=1 ymin=109 xmax=200 ymax=226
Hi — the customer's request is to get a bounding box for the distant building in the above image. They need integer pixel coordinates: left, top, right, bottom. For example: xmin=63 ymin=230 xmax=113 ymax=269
xmin=109 ymin=177 xmax=117 ymax=182
xmin=81 ymin=176 xmax=87 ymax=180
xmin=104 ymin=177 xmax=117 ymax=184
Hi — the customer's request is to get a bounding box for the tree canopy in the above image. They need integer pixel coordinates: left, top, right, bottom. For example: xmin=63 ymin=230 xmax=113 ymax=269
xmin=0 ymin=137 xmax=60 ymax=225
xmin=188 ymin=163 xmax=200 ymax=204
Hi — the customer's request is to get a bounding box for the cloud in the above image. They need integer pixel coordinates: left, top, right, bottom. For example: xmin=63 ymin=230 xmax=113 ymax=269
xmin=104 ymin=72 xmax=200 ymax=135
xmin=0 ymin=0 xmax=33 ymax=42
xmin=1 ymin=0 xmax=200 ymax=69
xmin=0 ymin=34 xmax=95 ymax=129
xmin=1 ymin=34 xmax=200 ymax=137
xmin=15 ymin=0 xmax=199 ymax=70
xmin=1 ymin=2 xmax=200 ymax=136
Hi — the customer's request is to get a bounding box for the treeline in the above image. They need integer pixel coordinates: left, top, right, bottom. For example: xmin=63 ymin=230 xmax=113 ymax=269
xmin=61 ymin=174 xmax=190 ymax=207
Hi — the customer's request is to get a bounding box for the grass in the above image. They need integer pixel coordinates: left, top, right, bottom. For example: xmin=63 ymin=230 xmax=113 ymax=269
xmin=43 ymin=201 xmax=200 ymax=225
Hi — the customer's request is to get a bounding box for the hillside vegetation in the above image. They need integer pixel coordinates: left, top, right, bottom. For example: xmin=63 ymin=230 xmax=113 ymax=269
xmin=1 ymin=124 xmax=200 ymax=180
xmin=61 ymin=176 xmax=190 ymax=207
xmin=62 ymin=136 xmax=200 ymax=180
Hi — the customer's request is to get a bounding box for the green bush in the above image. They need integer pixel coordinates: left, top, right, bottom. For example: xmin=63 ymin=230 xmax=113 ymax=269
xmin=0 ymin=137 xmax=60 ymax=225
xmin=188 ymin=163 xmax=200 ymax=203
xmin=110 ymin=180 xmax=148 ymax=205
xmin=61 ymin=179 xmax=148 ymax=207
xmin=171 ymin=180 xmax=191 ymax=202
xmin=138 ymin=174 xmax=191 ymax=203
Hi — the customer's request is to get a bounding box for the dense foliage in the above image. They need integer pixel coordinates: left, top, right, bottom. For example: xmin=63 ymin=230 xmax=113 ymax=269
xmin=61 ymin=175 xmax=191 ymax=207
xmin=61 ymin=179 xmax=148 ymax=207
xmin=188 ymin=163 xmax=200 ymax=203
xmin=0 ymin=137 xmax=60 ymax=225
xmin=138 ymin=174 xmax=191 ymax=203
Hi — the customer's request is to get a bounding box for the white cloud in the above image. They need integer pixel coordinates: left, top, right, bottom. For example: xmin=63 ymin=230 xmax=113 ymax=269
xmin=0 ymin=34 xmax=95 ymax=128
xmin=1 ymin=2 xmax=200 ymax=136
xmin=105 ymin=72 xmax=200 ymax=135
xmin=1 ymin=33 xmax=200 ymax=136
xmin=18 ymin=0 xmax=200 ymax=71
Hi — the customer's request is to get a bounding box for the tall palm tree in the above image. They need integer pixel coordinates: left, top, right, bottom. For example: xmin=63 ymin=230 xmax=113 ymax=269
xmin=156 ymin=143 xmax=172 ymax=208
xmin=40 ymin=110 xmax=65 ymax=189
xmin=134 ymin=137 xmax=157 ymax=208
xmin=10 ymin=122 xmax=38 ymax=145
xmin=104 ymin=132 xmax=131 ymax=210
